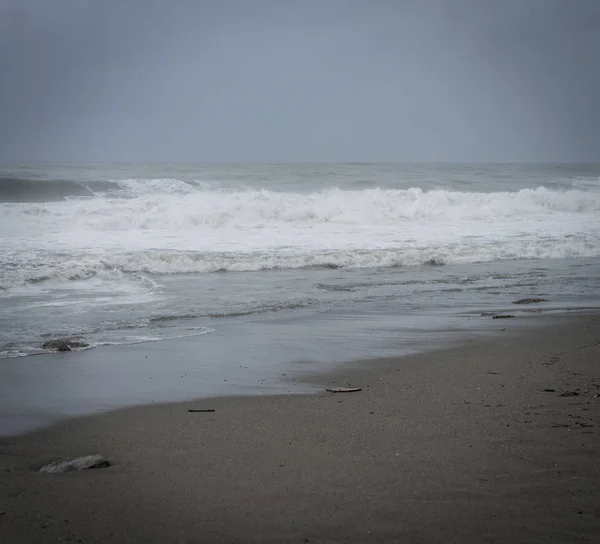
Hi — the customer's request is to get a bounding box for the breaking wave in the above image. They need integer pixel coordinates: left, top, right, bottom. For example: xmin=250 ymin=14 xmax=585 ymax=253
xmin=3 ymin=186 xmax=599 ymax=229
xmin=0 ymin=176 xmax=215 ymax=203
xmin=1 ymin=183 xmax=599 ymax=288
xmin=0 ymin=177 xmax=117 ymax=202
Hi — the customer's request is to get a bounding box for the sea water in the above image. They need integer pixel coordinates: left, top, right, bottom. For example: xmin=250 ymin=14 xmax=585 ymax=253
xmin=1 ymin=162 xmax=599 ymax=359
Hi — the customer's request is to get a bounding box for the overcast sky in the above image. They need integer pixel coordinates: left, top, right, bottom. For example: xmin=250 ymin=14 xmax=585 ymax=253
xmin=0 ymin=0 xmax=599 ymax=162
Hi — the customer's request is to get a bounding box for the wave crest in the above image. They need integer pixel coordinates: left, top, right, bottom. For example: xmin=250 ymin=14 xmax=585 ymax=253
xmin=5 ymin=186 xmax=597 ymax=231
xmin=87 ymin=187 xmax=600 ymax=229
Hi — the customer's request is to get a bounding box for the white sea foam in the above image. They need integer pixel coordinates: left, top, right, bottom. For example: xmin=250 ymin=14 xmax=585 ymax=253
xmin=3 ymin=186 xmax=598 ymax=231
xmin=0 ymin=235 xmax=598 ymax=288
xmin=113 ymin=178 xmax=203 ymax=197
xmin=1 ymin=186 xmax=599 ymax=287
xmin=570 ymin=176 xmax=600 ymax=192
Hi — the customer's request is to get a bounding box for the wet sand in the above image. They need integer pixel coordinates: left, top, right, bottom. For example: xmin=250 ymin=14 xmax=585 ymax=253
xmin=1 ymin=314 xmax=599 ymax=543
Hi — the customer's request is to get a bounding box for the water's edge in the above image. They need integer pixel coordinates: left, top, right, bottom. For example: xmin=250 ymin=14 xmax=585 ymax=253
xmin=1 ymin=306 xmax=597 ymax=437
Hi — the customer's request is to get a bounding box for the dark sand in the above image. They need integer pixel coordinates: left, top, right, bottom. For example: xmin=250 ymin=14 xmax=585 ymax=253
xmin=1 ymin=315 xmax=599 ymax=543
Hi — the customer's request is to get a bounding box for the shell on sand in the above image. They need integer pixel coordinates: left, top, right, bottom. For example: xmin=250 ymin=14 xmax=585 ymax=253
xmin=39 ymin=454 xmax=110 ymax=473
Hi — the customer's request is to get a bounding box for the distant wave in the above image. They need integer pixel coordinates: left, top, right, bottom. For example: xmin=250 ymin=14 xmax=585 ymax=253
xmin=0 ymin=177 xmax=119 ymax=202
xmin=0 ymin=177 xmax=216 ymax=202
xmin=3 ymin=171 xmax=600 ymax=207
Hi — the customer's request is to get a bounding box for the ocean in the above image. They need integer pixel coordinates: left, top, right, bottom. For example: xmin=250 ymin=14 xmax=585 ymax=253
xmin=1 ymin=162 xmax=599 ymax=361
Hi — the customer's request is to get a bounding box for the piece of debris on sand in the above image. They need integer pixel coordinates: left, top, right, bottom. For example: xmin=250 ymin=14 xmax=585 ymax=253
xmin=39 ymin=455 xmax=110 ymax=473
xmin=326 ymin=387 xmax=362 ymax=393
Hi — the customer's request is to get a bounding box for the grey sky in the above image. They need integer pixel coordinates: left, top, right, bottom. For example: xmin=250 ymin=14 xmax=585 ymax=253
xmin=0 ymin=0 xmax=599 ymax=162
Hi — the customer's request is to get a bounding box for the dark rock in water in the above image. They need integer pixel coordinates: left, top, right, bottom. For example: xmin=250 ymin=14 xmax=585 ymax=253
xmin=39 ymin=455 xmax=110 ymax=473
xmin=41 ymin=338 xmax=89 ymax=352
xmin=492 ymin=314 xmax=515 ymax=319
xmin=512 ymin=298 xmax=548 ymax=305
xmin=41 ymin=340 xmax=71 ymax=351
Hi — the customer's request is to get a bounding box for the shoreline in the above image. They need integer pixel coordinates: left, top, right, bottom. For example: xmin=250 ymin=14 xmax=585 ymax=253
xmin=1 ymin=312 xmax=599 ymax=542
xmin=2 ymin=303 xmax=598 ymax=438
